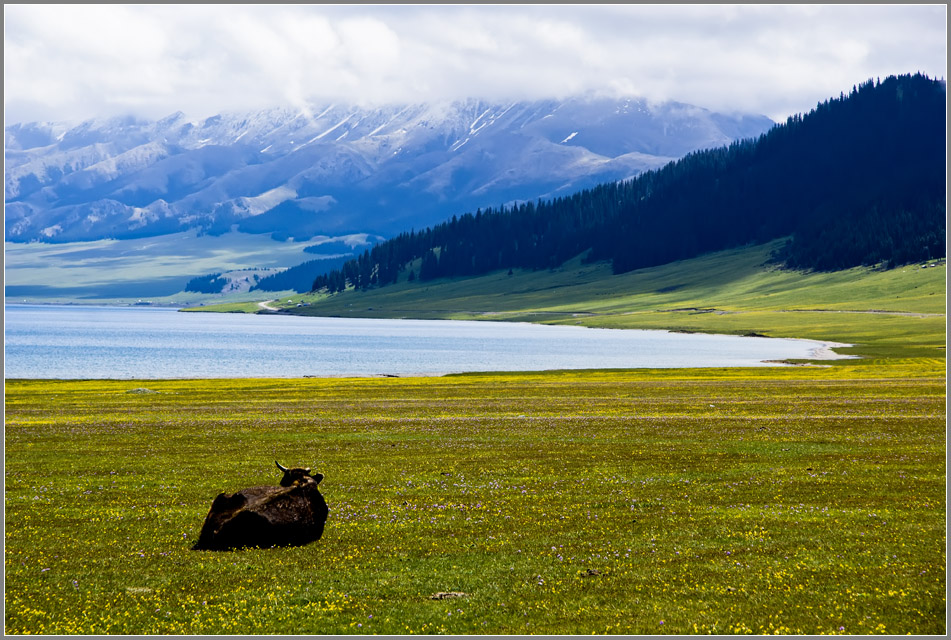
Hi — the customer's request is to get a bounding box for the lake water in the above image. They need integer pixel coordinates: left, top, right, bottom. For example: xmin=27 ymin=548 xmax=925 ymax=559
xmin=4 ymin=305 xmax=837 ymax=379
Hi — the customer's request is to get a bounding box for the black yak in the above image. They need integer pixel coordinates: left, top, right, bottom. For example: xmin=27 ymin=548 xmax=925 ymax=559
xmin=192 ymin=462 xmax=328 ymax=551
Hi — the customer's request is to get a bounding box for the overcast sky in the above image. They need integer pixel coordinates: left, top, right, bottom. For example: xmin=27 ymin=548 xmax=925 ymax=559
xmin=4 ymin=4 xmax=947 ymax=125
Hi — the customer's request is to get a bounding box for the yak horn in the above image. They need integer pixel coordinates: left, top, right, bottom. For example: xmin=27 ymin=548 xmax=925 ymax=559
xmin=275 ymin=461 xmax=288 ymax=472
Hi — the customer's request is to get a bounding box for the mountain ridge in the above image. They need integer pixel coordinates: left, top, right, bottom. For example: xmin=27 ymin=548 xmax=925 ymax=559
xmin=5 ymin=96 xmax=774 ymax=245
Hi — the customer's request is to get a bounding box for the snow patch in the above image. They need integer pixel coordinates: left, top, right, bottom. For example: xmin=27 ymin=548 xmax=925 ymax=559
xmin=296 ymin=196 xmax=336 ymax=213
xmin=470 ymin=121 xmax=489 ymax=136
xmin=235 ymin=186 xmax=298 ymax=217
xmin=470 ymin=109 xmax=491 ymax=132
xmin=309 ymin=114 xmax=353 ymax=143
xmin=128 ymin=207 xmax=152 ymax=228
xmin=339 ymin=233 xmax=375 ymax=249
xmin=367 ymin=122 xmax=388 ymax=137
xmin=561 ymin=132 xmax=579 ymax=143
xmin=313 ymin=104 xmax=336 ymax=121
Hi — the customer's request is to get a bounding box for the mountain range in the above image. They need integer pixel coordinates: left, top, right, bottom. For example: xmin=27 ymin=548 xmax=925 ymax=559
xmin=5 ymin=96 xmax=774 ymax=246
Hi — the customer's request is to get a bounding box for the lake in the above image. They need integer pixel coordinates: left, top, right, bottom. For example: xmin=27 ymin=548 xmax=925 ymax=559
xmin=3 ymin=305 xmax=841 ymax=379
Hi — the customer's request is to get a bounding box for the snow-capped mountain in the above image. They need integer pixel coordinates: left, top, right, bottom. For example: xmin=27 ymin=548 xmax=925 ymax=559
xmin=5 ymin=97 xmax=774 ymax=244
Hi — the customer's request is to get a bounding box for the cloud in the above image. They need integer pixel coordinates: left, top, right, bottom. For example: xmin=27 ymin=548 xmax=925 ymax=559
xmin=3 ymin=4 xmax=946 ymax=124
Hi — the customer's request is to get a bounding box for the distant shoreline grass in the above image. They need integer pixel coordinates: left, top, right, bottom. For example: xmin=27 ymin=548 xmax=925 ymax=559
xmin=189 ymin=242 xmax=947 ymax=364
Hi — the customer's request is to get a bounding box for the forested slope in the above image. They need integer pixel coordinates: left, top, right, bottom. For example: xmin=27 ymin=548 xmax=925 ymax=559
xmin=313 ymin=74 xmax=945 ymax=293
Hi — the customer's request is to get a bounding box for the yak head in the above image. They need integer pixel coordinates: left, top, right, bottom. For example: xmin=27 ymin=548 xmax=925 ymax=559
xmin=276 ymin=461 xmax=323 ymax=487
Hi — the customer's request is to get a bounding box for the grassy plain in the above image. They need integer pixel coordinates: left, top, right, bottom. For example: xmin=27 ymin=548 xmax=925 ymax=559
xmin=4 ymin=361 xmax=946 ymax=635
xmin=6 ymin=242 xmax=946 ymax=634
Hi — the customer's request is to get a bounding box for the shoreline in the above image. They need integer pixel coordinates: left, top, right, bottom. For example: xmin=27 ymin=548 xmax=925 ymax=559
xmin=5 ymin=305 xmax=861 ymax=380
xmin=804 ymin=339 xmax=856 ymax=361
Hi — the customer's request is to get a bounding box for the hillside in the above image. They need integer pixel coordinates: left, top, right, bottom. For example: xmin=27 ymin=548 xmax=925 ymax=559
xmin=199 ymin=241 xmax=946 ymax=362
xmin=309 ymin=74 xmax=945 ymax=295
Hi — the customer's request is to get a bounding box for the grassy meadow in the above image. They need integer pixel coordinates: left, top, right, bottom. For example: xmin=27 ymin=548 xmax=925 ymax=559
xmin=5 ymin=362 xmax=946 ymax=635
xmin=5 ymin=243 xmax=946 ymax=634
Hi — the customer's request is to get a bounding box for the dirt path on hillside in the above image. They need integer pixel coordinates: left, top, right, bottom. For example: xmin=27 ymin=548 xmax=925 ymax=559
xmin=258 ymin=300 xmax=280 ymax=311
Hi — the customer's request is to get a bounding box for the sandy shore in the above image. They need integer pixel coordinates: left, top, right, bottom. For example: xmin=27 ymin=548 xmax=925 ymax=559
xmin=805 ymin=340 xmax=855 ymax=360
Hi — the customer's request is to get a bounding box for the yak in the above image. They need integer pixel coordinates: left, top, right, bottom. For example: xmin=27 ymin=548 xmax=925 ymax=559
xmin=192 ymin=462 xmax=328 ymax=551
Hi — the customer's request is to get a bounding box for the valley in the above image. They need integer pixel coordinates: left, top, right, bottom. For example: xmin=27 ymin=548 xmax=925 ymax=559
xmin=5 ymin=95 xmax=774 ymax=301
xmin=3 ymin=230 xmax=310 ymax=303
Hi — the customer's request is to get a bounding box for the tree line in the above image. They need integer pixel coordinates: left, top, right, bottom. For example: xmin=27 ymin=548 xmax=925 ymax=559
xmin=252 ymin=256 xmax=354 ymax=293
xmin=185 ymin=273 xmax=228 ymax=294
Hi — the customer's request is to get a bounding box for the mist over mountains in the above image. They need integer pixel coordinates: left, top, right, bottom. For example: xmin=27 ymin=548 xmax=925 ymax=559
xmin=5 ymin=96 xmax=773 ymax=245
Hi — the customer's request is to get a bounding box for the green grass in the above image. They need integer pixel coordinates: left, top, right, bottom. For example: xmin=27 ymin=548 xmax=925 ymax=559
xmin=180 ymin=300 xmax=270 ymax=313
xmin=179 ymin=295 xmax=310 ymax=314
xmin=4 ymin=365 xmax=945 ymax=635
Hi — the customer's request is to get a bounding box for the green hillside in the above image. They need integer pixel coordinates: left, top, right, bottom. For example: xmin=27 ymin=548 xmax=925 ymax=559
xmin=192 ymin=241 xmax=946 ymax=362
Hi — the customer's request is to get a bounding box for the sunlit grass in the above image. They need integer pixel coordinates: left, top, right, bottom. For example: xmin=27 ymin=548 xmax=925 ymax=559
xmin=267 ymin=241 xmax=947 ymax=318
xmin=5 ymin=362 xmax=945 ymax=634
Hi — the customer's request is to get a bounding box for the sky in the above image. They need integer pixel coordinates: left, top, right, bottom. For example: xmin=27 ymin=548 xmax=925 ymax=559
xmin=3 ymin=4 xmax=947 ymax=125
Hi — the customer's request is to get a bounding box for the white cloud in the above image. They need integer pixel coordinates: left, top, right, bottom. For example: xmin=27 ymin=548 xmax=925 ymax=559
xmin=3 ymin=4 xmax=946 ymax=125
